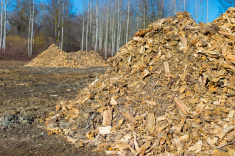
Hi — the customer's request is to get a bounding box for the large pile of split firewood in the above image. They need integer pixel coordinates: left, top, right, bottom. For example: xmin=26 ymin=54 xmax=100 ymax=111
xmin=25 ymin=44 xmax=107 ymax=68
xmin=45 ymin=9 xmax=235 ymax=155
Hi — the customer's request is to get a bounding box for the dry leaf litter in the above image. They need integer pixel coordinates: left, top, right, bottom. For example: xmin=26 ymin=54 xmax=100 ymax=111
xmin=25 ymin=44 xmax=107 ymax=68
xmin=45 ymin=10 xmax=235 ymax=155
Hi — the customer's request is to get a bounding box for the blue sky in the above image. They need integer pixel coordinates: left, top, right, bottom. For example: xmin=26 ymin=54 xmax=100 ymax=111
xmin=188 ymin=0 xmax=223 ymax=23
xmin=74 ymin=0 xmax=84 ymax=14
xmin=207 ymin=0 xmax=222 ymax=22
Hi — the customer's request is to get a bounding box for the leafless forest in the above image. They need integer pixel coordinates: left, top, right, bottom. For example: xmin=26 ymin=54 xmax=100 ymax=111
xmin=0 ymin=0 xmax=233 ymax=60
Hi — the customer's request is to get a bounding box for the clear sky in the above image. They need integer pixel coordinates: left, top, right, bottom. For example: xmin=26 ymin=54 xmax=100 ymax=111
xmin=188 ymin=0 xmax=223 ymax=23
xmin=73 ymin=0 xmax=84 ymax=15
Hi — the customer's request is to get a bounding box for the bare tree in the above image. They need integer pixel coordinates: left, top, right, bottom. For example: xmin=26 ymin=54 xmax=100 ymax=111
xmin=86 ymin=0 xmax=89 ymax=51
xmin=172 ymin=0 xmax=177 ymax=15
xmin=98 ymin=10 xmax=103 ymax=51
xmin=207 ymin=0 xmax=208 ymax=23
xmin=0 ymin=0 xmax=3 ymax=52
xmin=95 ymin=0 xmax=98 ymax=51
xmin=116 ymin=0 xmax=120 ymax=52
xmin=82 ymin=0 xmax=85 ymax=51
xmin=60 ymin=3 xmax=64 ymax=50
xmin=104 ymin=2 xmax=109 ymax=59
xmin=126 ymin=0 xmax=130 ymax=43
xmin=195 ymin=0 xmax=197 ymax=22
xmin=28 ymin=0 xmax=32 ymax=56
xmin=27 ymin=0 xmax=35 ymax=56
xmin=2 ymin=0 xmax=6 ymax=53
xmin=89 ymin=0 xmax=92 ymax=51
xmin=45 ymin=0 xmax=72 ymax=49
xmin=111 ymin=0 xmax=117 ymax=56
xmin=31 ymin=0 xmax=34 ymax=53
xmin=136 ymin=0 xmax=139 ymax=30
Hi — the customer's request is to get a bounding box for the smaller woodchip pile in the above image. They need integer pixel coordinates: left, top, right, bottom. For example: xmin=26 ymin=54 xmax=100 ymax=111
xmin=45 ymin=10 xmax=235 ymax=155
xmin=25 ymin=44 xmax=107 ymax=68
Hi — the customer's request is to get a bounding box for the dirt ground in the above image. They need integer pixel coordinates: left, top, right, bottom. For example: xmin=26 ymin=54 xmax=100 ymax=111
xmin=0 ymin=61 xmax=107 ymax=156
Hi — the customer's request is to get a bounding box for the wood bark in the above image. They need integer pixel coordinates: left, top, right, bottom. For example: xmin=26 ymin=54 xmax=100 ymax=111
xmin=195 ymin=0 xmax=197 ymax=22
xmin=61 ymin=3 xmax=64 ymax=50
xmin=31 ymin=0 xmax=34 ymax=53
xmin=104 ymin=3 xmax=109 ymax=59
xmin=126 ymin=0 xmax=130 ymax=43
xmin=137 ymin=0 xmax=139 ymax=31
xmin=82 ymin=0 xmax=85 ymax=51
xmin=89 ymin=0 xmax=92 ymax=51
xmin=111 ymin=0 xmax=116 ymax=57
xmin=86 ymin=0 xmax=90 ymax=52
xmin=57 ymin=0 xmax=61 ymax=47
xmin=207 ymin=0 xmax=208 ymax=23
xmin=116 ymin=0 xmax=120 ymax=52
xmin=144 ymin=0 xmax=146 ymax=28
xmin=28 ymin=0 xmax=34 ymax=56
xmin=98 ymin=11 xmax=103 ymax=51
xmin=0 ymin=0 xmax=2 ymax=52
xmin=95 ymin=0 xmax=98 ymax=51
xmin=28 ymin=0 xmax=31 ymax=56
xmin=2 ymin=0 xmax=6 ymax=53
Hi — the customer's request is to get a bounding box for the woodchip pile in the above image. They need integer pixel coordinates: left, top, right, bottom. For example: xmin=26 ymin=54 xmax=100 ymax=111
xmin=45 ymin=10 xmax=235 ymax=155
xmin=25 ymin=44 xmax=107 ymax=68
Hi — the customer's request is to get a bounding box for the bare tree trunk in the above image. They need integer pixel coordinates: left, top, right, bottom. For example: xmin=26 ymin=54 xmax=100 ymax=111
xmin=30 ymin=0 xmax=34 ymax=54
xmin=116 ymin=0 xmax=120 ymax=52
xmin=126 ymin=0 xmax=130 ymax=43
xmin=195 ymin=0 xmax=197 ymax=22
xmin=171 ymin=0 xmax=176 ymax=15
xmin=55 ymin=12 xmax=58 ymax=47
xmin=151 ymin=0 xmax=155 ymax=22
xmin=207 ymin=0 xmax=208 ymax=23
xmin=95 ymin=0 xmax=98 ymax=51
xmin=0 ymin=0 xmax=2 ymax=52
xmin=160 ymin=0 xmax=165 ymax=19
xmin=175 ymin=0 xmax=177 ymax=15
xmin=57 ymin=0 xmax=61 ymax=48
xmin=137 ymin=0 xmax=139 ymax=31
xmin=28 ymin=0 xmax=32 ymax=56
xmin=180 ymin=0 xmax=182 ymax=11
xmin=104 ymin=3 xmax=109 ymax=59
xmin=112 ymin=15 xmax=116 ymax=57
xmin=89 ymin=0 xmax=92 ymax=51
xmin=2 ymin=0 xmax=4 ymax=53
xmin=82 ymin=0 xmax=85 ymax=51
xmin=86 ymin=0 xmax=90 ymax=52
xmin=112 ymin=0 xmax=117 ymax=57
xmin=61 ymin=3 xmax=64 ymax=50
xmin=98 ymin=13 xmax=102 ymax=51
xmin=118 ymin=0 xmax=121 ymax=48
xmin=144 ymin=0 xmax=146 ymax=28
xmin=109 ymin=1 xmax=112 ymax=54
xmin=129 ymin=12 xmax=133 ymax=39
